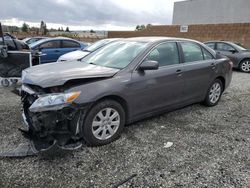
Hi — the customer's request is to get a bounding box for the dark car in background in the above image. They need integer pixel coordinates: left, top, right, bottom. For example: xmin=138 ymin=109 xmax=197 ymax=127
xmin=29 ymin=37 xmax=87 ymax=64
xmin=204 ymin=41 xmax=250 ymax=72
xmin=21 ymin=37 xmax=232 ymax=152
xmin=57 ymin=38 xmax=120 ymax=62
xmin=22 ymin=37 xmax=48 ymax=45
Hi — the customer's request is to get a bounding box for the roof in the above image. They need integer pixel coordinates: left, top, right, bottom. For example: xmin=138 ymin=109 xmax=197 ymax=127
xmin=29 ymin=37 xmax=81 ymax=48
xmin=123 ymin=36 xmax=200 ymax=43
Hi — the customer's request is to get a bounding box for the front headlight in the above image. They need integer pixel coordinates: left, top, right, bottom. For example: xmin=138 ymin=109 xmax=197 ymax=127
xmin=29 ymin=91 xmax=81 ymax=112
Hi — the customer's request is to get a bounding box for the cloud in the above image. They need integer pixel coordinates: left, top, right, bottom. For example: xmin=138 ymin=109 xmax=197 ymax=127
xmin=0 ymin=0 xmax=179 ymax=30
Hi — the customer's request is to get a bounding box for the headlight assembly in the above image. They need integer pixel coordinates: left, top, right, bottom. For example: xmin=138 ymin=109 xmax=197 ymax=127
xmin=29 ymin=91 xmax=81 ymax=112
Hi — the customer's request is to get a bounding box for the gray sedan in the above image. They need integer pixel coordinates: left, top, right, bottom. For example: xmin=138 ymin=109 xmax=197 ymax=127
xmin=204 ymin=41 xmax=250 ymax=73
xmin=21 ymin=37 xmax=233 ymax=152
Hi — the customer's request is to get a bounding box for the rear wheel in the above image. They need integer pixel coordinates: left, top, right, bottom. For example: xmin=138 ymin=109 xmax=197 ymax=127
xmin=1 ymin=79 xmax=10 ymax=87
xmin=240 ymin=59 xmax=250 ymax=73
xmin=204 ymin=79 xmax=223 ymax=107
xmin=82 ymin=100 xmax=125 ymax=146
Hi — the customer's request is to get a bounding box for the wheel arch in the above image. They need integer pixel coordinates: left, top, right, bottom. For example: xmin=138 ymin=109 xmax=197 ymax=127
xmin=215 ymin=76 xmax=225 ymax=91
xmin=91 ymin=95 xmax=130 ymax=123
xmin=239 ymin=58 xmax=250 ymax=68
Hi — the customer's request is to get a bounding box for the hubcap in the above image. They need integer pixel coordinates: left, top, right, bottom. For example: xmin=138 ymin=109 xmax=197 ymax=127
xmin=241 ymin=61 xmax=250 ymax=72
xmin=92 ymin=108 xmax=120 ymax=140
xmin=209 ymin=82 xmax=221 ymax=104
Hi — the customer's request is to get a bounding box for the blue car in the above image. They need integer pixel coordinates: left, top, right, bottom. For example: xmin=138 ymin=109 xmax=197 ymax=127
xmin=29 ymin=37 xmax=87 ymax=64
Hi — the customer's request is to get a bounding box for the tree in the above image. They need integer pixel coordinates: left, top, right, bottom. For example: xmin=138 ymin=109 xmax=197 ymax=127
xmin=40 ymin=21 xmax=48 ymax=35
xmin=21 ymin=22 xmax=29 ymax=32
xmin=146 ymin=24 xmax=152 ymax=29
xmin=135 ymin=24 xmax=146 ymax=31
xmin=90 ymin=29 xmax=95 ymax=33
xmin=140 ymin=25 xmax=146 ymax=30
xmin=135 ymin=25 xmax=141 ymax=31
xmin=66 ymin=27 xmax=70 ymax=32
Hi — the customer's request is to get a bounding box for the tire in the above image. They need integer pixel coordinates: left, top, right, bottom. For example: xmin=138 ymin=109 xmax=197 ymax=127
xmin=239 ymin=59 xmax=250 ymax=73
xmin=1 ymin=79 xmax=10 ymax=87
xmin=203 ymin=79 xmax=223 ymax=107
xmin=82 ymin=100 xmax=125 ymax=146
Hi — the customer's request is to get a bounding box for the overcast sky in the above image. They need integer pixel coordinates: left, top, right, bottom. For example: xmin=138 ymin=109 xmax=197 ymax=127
xmin=0 ymin=0 xmax=183 ymax=30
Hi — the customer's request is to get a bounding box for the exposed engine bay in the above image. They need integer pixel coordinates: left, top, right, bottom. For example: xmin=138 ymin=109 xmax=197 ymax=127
xmin=20 ymin=84 xmax=88 ymax=153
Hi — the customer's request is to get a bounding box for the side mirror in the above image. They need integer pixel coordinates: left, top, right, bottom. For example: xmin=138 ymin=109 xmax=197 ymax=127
xmin=139 ymin=60 xmax=159 ymax=71
xmin=0 ymin=46 xmax=8 ymax=58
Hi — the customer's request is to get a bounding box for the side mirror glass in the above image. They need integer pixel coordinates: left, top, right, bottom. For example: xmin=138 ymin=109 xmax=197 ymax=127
xmin=139 ymin=60 xmax=159 ymax=71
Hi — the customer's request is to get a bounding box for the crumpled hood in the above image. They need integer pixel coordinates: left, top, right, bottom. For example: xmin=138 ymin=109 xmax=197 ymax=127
xmin=57 ymin=50 xmax=90 ymax=62
xmin=22 ymin=61 xmax=119 ymax=88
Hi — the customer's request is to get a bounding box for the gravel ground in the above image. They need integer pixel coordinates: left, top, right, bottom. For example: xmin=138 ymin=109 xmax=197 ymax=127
xmin=0 ymin=71 xmax=249 ymax=188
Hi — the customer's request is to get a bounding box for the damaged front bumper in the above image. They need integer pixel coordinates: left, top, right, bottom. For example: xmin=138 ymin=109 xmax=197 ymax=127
xmin=20 ymin=85 xmax=88 ymax=153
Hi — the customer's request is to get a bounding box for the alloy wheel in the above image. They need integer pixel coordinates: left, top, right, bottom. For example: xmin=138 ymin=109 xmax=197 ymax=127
xmin=209 ymin=82 xmax=221 ymax=104
xmin=241 ymin=61 xmax=250 ymax=72
xmin=92 ymin=107 xmax=120 ymax=140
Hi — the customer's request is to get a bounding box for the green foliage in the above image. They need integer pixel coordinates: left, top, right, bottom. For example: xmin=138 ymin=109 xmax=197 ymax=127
xmin=135 ymin=24 xmax=149 ymax=31
xmin=21 ymin=22 xmax=29 ymax=32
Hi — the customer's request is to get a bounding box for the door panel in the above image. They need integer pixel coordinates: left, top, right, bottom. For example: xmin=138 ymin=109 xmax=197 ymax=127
xmin=129 ymin=66 xmax=184 ymax=117
xmin=179 ymin=42 xmax=215 ymax=102
xmin=39 ymin=40 xmax=61 ymax=63
xmin=128 ymin=42 xmax=185 ymax=117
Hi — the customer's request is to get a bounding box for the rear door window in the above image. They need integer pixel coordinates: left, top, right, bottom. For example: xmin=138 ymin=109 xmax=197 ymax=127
xmin=216 ymin=43 xmax=235 ymax=52
xmin=40 ymin=41 xmax=60 ymax=49
xmin=180 ymin=42 xmax=204 ymax=63
xmin=146 ymin=42 xmax=180 ymax=67
xmin=202 ymin=48 xmax=214 ymax=60
xmin=62 ymin=40 xmax=80 ymax=48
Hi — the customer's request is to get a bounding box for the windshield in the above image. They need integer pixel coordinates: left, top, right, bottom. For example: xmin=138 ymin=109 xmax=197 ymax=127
xmin=84 ymin=39 xmax=114 ymax=52
xmin=82 ymin=41 xmax=148 ymax=69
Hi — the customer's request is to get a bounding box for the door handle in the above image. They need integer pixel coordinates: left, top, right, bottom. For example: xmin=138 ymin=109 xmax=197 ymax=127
xmin=54 ymin=50 xmax=60 ymax=52
xmin=211 ymin=63 xmax=216 ymax=69
xmin=176 ymin=69 xmax=182 ymax=76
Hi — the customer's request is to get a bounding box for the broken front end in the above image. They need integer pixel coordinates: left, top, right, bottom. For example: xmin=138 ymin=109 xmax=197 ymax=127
xmin=21 ymin=84 xmax=87 ymax=152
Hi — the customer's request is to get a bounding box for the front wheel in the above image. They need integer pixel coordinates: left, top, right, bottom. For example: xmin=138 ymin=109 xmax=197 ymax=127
xmin=82 ymin=100 xmax=125 ymax=146
xmin=203 ymin=79 xmax=223 ymax=107
xmin=239 ymin=60 xmax=250 ymax=73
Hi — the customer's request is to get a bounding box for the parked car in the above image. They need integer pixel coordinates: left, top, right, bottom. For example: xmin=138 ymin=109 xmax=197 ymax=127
xmin=29 ymin=37 xmax=87 ymax=64
xmin=22 ymin=37 xmax=48 ymax=45
xmin=21 ymin=37 xmax=232 ymax=152
xmin=57 ymin=38 xmax=120 ymax=62
xmin=204 ymin=41 xmax=250 ymax=72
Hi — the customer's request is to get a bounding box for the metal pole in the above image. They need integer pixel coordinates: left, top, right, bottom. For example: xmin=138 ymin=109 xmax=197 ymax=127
xmin=0 ymin=22 xmax=5 ymax=45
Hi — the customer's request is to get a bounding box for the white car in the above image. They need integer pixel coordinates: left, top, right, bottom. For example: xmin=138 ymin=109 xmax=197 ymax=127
xmin=57 ymin=38 xmax=121 ymax=62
